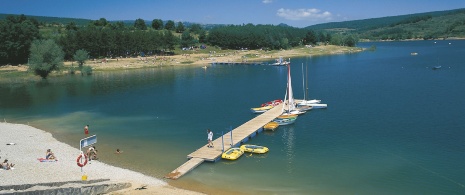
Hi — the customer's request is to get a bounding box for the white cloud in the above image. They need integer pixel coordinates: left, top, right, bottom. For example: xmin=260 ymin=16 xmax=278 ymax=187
xmin=262 ymin=0 xmax=273 ymax=4
xmin=277 ymin=8 xmax=332 ymax=21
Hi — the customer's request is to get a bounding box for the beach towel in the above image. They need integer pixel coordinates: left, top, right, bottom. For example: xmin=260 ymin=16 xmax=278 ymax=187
xmin=37 ymin=158 xmax=57 ymax=162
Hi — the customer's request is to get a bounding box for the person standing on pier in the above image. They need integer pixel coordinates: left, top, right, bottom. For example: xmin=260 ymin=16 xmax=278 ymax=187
xmin=207 ymin=129 xmax=214 ymax=148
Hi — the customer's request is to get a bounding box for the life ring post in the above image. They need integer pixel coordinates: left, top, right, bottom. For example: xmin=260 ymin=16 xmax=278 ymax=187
xmin=77 ymin=152 xmax=88 ymax=169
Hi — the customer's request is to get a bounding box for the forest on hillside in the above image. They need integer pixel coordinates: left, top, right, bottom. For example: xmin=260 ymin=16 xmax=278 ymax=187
xmin=307 ymin=8 xmax=465 ymax=40
xmin=0 ymin=15 xmax=355 ymax=66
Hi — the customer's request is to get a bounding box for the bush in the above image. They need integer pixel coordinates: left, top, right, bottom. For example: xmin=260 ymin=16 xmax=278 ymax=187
xmin=81 ymin=65 xmax=93 ymax=75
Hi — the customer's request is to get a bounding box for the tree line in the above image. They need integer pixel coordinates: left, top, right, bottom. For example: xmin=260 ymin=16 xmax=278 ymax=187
xmin=1 ymin=15 xmax=360 ymax=79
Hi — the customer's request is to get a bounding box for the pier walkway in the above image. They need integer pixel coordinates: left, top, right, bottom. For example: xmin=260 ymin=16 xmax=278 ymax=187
xmin=165 ymin=105 xmax=283 ymax=179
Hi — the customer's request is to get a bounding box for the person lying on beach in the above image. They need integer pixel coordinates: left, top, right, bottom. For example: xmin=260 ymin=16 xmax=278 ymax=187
xmin=2 ymin=159 xmax=15 ymax=170
xmin=46 ymin=149 xmax=56 ymax=160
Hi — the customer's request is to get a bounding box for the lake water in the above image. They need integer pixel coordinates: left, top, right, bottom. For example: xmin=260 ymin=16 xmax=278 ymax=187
xmin=1 ymin=40 xmax=465 ymax=194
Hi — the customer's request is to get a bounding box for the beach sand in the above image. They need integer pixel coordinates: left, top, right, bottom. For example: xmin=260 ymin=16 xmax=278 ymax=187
xmin=0 ymin=122 xmax=203 ymax=194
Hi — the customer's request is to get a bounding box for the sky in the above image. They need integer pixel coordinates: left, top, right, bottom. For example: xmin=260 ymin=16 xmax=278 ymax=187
xmin=2 ymin=0 xmax=465 ymax=28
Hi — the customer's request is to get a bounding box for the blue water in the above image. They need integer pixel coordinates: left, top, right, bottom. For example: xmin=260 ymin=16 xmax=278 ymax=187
xmin=1 ymin=40 xmax=465 ymax=194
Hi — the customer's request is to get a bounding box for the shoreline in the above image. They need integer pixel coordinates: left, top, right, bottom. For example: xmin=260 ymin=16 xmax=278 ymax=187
xmin=0 ymin=122 xmax=204 ymax=194
xmin=0 ymin=45 xmax=363 ymax=77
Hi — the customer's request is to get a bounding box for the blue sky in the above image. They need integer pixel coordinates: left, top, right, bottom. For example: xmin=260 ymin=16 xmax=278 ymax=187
xmin=2 ymin=0 xmax=465 ymax=27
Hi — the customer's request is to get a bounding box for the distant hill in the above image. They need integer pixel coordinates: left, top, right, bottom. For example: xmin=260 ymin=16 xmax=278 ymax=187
xmin=305 ymin=8 xmax=465 ymax=40
xmin=0 ymin=13 xmax=92 ymax=26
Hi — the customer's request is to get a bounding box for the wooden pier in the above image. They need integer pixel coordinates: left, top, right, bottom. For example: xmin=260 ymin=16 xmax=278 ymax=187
xmin=165 ymin=105 xmax=283 ymax=179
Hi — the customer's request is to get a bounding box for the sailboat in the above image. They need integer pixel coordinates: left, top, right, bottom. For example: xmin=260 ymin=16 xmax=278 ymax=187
xmin=297 ymin=62 xmax=327 ymax=109
xmin=273 ymin=64 xmax=302 ymax=125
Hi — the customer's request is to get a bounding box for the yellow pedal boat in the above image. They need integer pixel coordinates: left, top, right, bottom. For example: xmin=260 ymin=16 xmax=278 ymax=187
xmin=240 ymin=144 xmax=269 ymax=154
xmin=263 ymin=121 xmax=279 ymax=131
xmin=222 ymin=147 xmax=244 ymax=160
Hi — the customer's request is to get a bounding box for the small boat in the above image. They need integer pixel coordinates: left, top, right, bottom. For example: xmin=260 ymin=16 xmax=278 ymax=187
xmin=250 ymin=105 xmax=273 ymax=113
xmin=240 ymin=144 xmax=269 ymax=154
xmin=432 ymin=65 xmax=442 ymax=70
xmin=277 ymin=114 xmax=298 ymax=119
xmin=263 ymin=121 xmax=279 ymax=131
xmin=411 ymin=52 xmax=418 ymax=55
xmin=284 ymin=109 xmax=306 ymax=115
xmin=271 ymin=57 xmax=290 ymax=66
xmin=221 ymin=147 xmax=244 ymax=160
xmin=273 ymin=117 xmax=297 ymax=125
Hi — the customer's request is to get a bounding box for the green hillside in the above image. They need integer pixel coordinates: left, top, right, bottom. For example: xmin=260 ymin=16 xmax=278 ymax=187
xmin=306 ymin=8 xmax=465 ymax=40
xmin=0 ymin=13 xmax=92 ymax=26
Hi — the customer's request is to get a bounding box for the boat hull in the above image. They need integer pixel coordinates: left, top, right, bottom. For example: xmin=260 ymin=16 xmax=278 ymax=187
xmin=297 ymin=99 xmax=321 ymax=105
xmin=273 ymin=117 xmax=297 ymax=125
xmin=306 ymin=103 xmax=327 ymax=109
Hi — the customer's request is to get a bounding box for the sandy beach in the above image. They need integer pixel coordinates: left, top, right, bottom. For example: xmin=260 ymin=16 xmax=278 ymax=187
xmin=0 ymin=122 xmax=203 ymax=194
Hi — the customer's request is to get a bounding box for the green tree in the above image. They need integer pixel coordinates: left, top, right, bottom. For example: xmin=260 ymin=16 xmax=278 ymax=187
xmin=176 ymin=22 xmax=185 ymax=33
xmin=198 ymin=30 xmax=207 ymax=43
xmin=134 ymin=18 xmax=147 ymax=30
xmin=165 ymin=20 xmax=175 ymax=30
xmin=0 ymin=15 xmax=40 ymax=65
xmin=151 ymin=19 xmax=163 ymax=30
xmin=73 ymin=49 xmax=88 ymax=68
xmin=93 ymin=18 xmax=108 ymax=26
xmin=114 ymin=21 xmax=126 ymax=30
xmin=29 ymin=39 xmax=64 ymax=79
xmin=162 ymin=30 xmax=178 ymax=50
xmin=65 ymin=21 xmax=78 ymax=31
xmin=190 ymin=23 xmax=202 ymax=34
xmin=304 ymin=30 xmax=317 ymax=45
xmin=180 ymin=31 xmax=195 ymax=48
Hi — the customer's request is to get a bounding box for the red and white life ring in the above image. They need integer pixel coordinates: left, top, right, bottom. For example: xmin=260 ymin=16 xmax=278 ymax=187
xmin=77 ymin=154 xmax=88 ymax=167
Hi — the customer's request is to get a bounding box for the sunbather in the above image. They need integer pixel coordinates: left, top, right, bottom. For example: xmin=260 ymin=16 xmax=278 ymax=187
xmin=46 ymin=149 xmax=56 ymax=160
xmin=2 ymin=159 xmax=14 ymax=170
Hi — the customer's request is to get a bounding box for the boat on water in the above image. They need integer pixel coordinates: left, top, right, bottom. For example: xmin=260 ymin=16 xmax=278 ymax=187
xmin=221 ymin=148 xmax=244 ymax=160
xmin=296 ymin=105 xmax=312 ymax=111
xmin=282 ymin=64 xmax=305 ymax=115
xmin=296 ymin=63 xmax=321 ymax=108
xmin=240 ymin=144 xmax=269 ymax=154
xmin=305 ymin=103 xmax=327 ymax=109
xmin=273 ymin=117 xmax=297 ymax=125
xmin=250 ymin=99 xmax=283 ymax=113
xmin=250 ymin=105 xmax=273 ymax=113
xmin=271 ymin=57 xmax=290 ymax=66
xmin=276 ymin=114 xmax=298 ymax=119
xmin=432 ymin=65 xmax=442 ymax=70
xmin=263 ymin=121 xmax=279 ymax=131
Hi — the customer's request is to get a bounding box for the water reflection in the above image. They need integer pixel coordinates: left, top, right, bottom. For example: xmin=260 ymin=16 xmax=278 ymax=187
xmin=281 ymin=126 xmax=295 ymax=174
